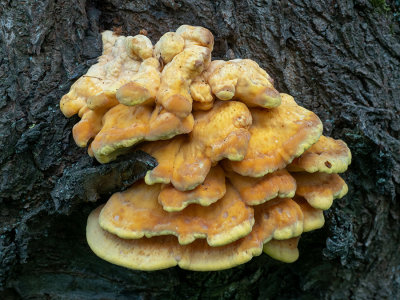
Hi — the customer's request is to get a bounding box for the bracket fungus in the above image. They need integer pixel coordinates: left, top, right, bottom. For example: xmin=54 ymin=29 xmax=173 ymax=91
xmin=263 ymin=237 xmax=300 ymax=263
xmin=142 ymin=100 xmax=252 ymax=191
xmin=60 ymin=25 xmax=352 ymax=271
xmin=99 ymin=180 xmax=254 ymax=246
xmin=287 ymin=135 xmax=352 ymax=173
xmin=206 ymin=59 xmax=281 ymax=108
xmin=158 ymin=165 xmax=226 ymax=212
xmin=292 ymin=172 xmax=348 ymax=210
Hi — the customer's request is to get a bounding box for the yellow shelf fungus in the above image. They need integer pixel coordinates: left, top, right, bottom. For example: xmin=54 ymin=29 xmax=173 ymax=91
xmin=60 ymin=25 xmax=352 ymax=271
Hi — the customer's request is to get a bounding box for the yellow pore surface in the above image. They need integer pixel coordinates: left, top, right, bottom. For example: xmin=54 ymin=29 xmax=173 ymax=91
xmin=263 ymin=237 xmax=300 ymax=263
xmin=294 ymin=197 xmax=325 ymax=232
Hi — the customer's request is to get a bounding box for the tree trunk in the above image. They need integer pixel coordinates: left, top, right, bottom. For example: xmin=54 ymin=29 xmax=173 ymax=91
xmin=1 ymin=0 xmax=399 ymax=299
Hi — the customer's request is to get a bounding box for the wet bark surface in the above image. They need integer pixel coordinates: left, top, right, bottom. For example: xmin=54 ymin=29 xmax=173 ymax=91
xmin=0 ymin=0 xmax=399 ymax=299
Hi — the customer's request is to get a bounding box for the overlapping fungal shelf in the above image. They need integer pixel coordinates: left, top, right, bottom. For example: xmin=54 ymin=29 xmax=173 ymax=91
xmin=60 ymin=25 xmax=352 ymax=271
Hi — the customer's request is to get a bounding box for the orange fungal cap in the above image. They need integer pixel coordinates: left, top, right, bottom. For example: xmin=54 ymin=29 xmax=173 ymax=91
xmin=206 ymin=59 xmax=281 ymax=108
xmin=224 ymin=93 xmax=323 ymax=177
xmin=293 ymin=172 xmax=348 ymax=210
xmin=226 ymin=169 xmax=297 ymax=206
xmin=158 ymin=165 xmax=226 ymax=212
xmin=90 ymin=104 xmax=193 ymax=163
xmin=87 ymin=196 xmax=304 ymax=271
xmin=99 ymin=181 xmax=255 ymax=247
xmin=288 ymin=135 xmax=352 ymax=173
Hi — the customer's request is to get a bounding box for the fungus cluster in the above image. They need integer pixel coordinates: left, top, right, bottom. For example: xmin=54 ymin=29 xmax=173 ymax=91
xmin=60 ymin=25 xmax=351 ymax=271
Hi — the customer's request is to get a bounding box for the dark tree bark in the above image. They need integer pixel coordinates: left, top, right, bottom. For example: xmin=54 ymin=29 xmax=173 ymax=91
xmin=1 ymin=0 xmax=399 ymax=299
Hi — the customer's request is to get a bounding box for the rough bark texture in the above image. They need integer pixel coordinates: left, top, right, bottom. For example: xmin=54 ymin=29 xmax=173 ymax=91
xmin=1 ymin=0 xmax=399 ymax=299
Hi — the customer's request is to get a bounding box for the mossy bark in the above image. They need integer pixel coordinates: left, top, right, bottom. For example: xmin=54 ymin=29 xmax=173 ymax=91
xmin=0 ymin=0 xmax=399 ymax=299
